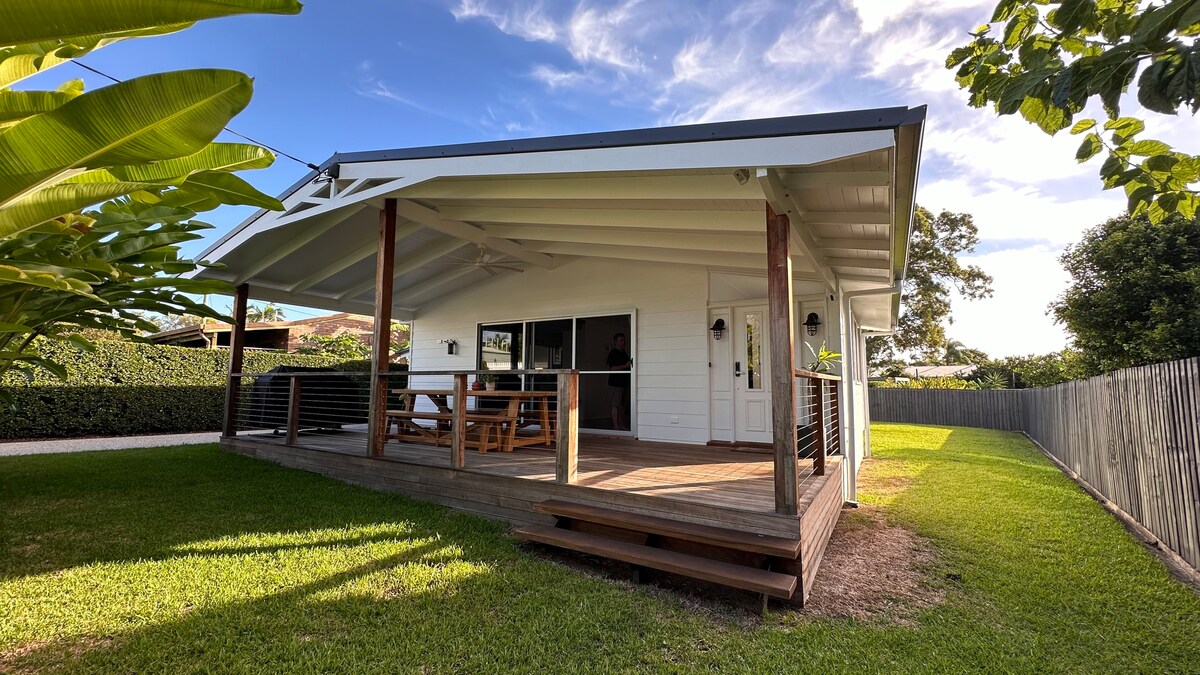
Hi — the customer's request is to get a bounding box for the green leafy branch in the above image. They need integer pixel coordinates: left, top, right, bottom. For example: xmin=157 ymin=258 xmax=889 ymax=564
xmin=948 ymin=0 xmax=1200 ymax=222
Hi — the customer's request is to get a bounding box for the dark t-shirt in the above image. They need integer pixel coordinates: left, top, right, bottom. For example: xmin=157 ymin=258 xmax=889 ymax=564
xmin=607 ymin=348 xmax=630 ymax=387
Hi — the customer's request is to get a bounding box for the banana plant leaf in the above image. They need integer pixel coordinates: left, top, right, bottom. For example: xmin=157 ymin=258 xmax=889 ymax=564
xmin=0 ymin=1 xmax=302 ymax=46
xmin=0 ymin=88 xmax=81 ymax=127
xmin=179 ymin=170 xmax=284 ymax=209
xmin=0 ymin=181 xmax=162 ymax=239
xmin=0 ymin=68 xmax=253 ymax=209
xmin=0 ymin=27 xmax=187 ymax=87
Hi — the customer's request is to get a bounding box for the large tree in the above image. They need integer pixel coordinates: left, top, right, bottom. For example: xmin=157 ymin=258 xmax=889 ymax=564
xmin=1050 ymin=211 xmax=1200 ymax=373
xmin=868 ymin=207 xmax=994 ymax=364
xmin=948 ymin=0 xmax=1200 ymax=223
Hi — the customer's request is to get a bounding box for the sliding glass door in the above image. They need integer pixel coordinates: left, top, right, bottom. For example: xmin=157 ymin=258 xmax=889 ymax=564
xmin=477 ymin=313 xmax=633 ymax=434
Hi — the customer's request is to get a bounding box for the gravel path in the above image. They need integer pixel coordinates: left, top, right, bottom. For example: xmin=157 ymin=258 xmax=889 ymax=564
xmin=0 ymin=432 xmax=220 ymax=457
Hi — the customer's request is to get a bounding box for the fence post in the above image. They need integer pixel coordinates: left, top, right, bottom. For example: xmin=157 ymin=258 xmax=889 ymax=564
xmin=285 ymin=377 xmax=303 ymax=446
xmin=556 ymin=370 xmax=579 ymax=484
xmin=451 ymin=373 xmax=467 ymax=469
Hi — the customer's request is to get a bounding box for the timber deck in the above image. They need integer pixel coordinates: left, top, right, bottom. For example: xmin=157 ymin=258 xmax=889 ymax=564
xmin=221 ymin=429 xmax=844 ymax=600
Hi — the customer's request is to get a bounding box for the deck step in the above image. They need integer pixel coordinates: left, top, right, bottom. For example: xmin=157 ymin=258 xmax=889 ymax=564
xmin=533 ymin=499 xmax=801 ymax=558
xmin=514 ymin=524 xmax=798 ymax=599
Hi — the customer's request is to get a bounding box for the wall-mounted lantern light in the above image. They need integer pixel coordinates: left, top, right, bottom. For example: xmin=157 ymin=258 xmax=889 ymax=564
xmin=710 ymin=319 xmax=726 ymax=341
xmin=803 ymin=312 xmax=822 ymax=337
xmin=439 ymin=338 xmax=457 ymax=355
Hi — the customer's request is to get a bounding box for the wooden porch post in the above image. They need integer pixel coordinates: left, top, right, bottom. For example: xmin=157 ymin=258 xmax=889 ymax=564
xmin=222 ymin=283 xmax=249 ymax=437
xmin=367 ymin=198 xmax=397 ymax=457
xmin=766 ymin=205 xmax=799 ymax=516
xmin=556 ymin=370 xmax=579 ymax=483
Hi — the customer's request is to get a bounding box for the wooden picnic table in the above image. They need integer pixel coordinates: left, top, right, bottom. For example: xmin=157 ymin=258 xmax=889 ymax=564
xmin=385 ymin=389 xmax=556 ymax=452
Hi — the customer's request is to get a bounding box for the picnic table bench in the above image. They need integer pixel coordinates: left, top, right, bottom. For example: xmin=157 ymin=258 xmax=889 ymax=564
xmin=385 ymin=389 xmax=555 ymax=453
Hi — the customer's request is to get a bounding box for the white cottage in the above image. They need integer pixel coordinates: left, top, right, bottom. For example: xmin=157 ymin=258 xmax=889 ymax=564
xmin=196 ymin=106 xmax=925 ymax=607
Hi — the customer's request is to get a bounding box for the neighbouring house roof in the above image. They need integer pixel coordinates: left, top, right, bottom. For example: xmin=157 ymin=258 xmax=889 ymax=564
xmin=191 ymin=107 xmax=926 ymax=330
xmin=148 ymin=313 xmax=373 ymax=342
xmin=900 ymin=364 xmax=978 ymax=378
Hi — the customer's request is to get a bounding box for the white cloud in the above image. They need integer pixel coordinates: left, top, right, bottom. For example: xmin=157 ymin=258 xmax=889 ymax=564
xmin=438 ymin=0 xmax=1183 ymax=354
xmin=919 ymin=178 xmax=1123 ymax=246
xmin=846 ymin=0 xmax=992 ymax=34
xmin=948 ymin=245 xmax=1072 ymax=357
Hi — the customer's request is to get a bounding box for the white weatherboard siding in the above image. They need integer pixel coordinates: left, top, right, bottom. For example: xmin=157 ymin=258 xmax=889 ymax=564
xmin=408 ymin=257 xmax=710 ymax=444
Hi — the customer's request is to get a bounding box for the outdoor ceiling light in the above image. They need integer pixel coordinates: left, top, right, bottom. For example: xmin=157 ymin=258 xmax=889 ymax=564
xmin=710 ymin=318 xmax=726 ymax=341
xmin=803 ymin=312 xmax=822 ymax=337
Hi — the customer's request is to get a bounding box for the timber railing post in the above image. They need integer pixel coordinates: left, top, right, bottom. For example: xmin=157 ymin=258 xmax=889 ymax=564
xmin=222 ymin=283 xmax=249 ymax=438
xmin=556 ymin=370 xmax=579 ymax=484
xmin=285 ymin=377 xmax=303 ymax=446
xmin=814 ymin=379 xmax=826 ymax=476
xmin=451 ymin=373 xmax=467 ymax=469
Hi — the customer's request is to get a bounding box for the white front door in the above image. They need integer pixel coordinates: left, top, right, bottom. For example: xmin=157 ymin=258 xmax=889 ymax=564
xmin=733 ymin=306 xmax=772 ymax=444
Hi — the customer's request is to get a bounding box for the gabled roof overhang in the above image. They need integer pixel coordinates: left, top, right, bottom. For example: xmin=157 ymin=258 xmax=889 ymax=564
xmin=193 ymin=106 xmax=926 ymax=325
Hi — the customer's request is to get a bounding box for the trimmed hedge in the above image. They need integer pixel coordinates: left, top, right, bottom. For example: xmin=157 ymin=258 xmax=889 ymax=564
xmin=1 ymin=341 xmax=361 ymax=440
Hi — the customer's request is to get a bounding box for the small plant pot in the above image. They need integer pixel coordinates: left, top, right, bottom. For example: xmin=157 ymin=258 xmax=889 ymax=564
xmin=472 ymin=380 xmax=485 ymax=391
xmin=485 ymin=382 xmax=497 ymax=391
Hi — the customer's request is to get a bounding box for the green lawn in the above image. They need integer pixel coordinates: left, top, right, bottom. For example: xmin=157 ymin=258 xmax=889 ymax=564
xmin=2 ymin=424 xmax=1198 ymax=673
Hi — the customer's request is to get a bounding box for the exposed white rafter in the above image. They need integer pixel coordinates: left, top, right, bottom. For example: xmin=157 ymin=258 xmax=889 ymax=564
xmin=816 ymin=238 xmax=889 ymax=252
xmin=827 ymin=256 xmax=890 ymax=270
xmin=397 ymin=265 xmax=482 ymax=304
xmin=336 ymin=237 xmax=474 ymax=301
xmin=482 ymin=224 xmax=765 ymax=254
xmin=397 ymin=174 xmax=763 ymax=201
xmin=531 ymin=242 xmax=765 ymax=269
xmin=786 ymin=170 xmax=890 ymax=189
xmin=392 ymin=199 xmax=555 ymax=269
xmin=804 ymin=211 xmax=890 ymax=225
xmin=232 ymin=205 xmax=367 ymax=285
xmin=756 ymin=168 xmax=836 ymax=288
xmin=438 ymin=205 xmax=762 ymax=233
xmin=287 ymin=220 xmax=424 ymax=295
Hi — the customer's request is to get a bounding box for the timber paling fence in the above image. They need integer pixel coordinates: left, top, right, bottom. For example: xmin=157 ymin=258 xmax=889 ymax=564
xmin=870 ymin=357 xmax=1200 ymax=572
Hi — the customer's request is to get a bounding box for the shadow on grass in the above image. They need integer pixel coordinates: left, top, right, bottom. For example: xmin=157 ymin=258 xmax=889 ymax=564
xmin=1 ymin=444 xmax=682 ymax=673
xmin=0 ymin=444 xmax=510 ymax=580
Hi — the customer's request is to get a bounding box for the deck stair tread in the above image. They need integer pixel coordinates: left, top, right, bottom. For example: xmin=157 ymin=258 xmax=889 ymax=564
xmin=514 ymin=524 xmax=797 ymax=598
xmin=533 ymin=499 xmax=802 ymax=558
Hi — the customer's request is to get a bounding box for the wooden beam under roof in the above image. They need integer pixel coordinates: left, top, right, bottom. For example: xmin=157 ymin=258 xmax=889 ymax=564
xmin=396 ymin=174 xmax=764 ymax=201
xmin=232 ymin=206 xmax=366 ymax=285
xmin=287 ymin=220 xmax=423 ymax=294
xmin=482 ymin=225 xmax=766 ymax=254
xmin=756 ymin=168 xmax=836 ymax=289
xmin=530 ymin=242 xmax=766 ymax=270
xmin=803 ymin=211 xmax=890 ymax=225
xmin=437 ymin=205 xmax=763 ymax=233
xmin=337 ymin=237 xmax=473 ymax=301
xmin=815 ymin=238 xmax=890 ymax=252
xmin=786 ymin=170 xmax=890 ymax=188
xmin=826 ymin=256 xmax=890 ymax=270
xmin=392 ymin=199 xmax=555 ymax=269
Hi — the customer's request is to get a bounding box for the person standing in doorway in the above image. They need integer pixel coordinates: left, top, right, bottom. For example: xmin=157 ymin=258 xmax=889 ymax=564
xmin=607 ymin=332 xmax=632 ymax=430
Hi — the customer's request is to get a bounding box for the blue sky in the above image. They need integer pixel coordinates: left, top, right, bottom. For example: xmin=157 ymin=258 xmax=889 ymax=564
xmin=38 ymin=0 xmax=1190 ymax=357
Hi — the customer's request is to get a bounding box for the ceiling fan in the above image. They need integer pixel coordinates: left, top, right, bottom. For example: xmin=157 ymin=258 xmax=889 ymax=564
xmin=433 ymin=243 xmax=525 ymax=276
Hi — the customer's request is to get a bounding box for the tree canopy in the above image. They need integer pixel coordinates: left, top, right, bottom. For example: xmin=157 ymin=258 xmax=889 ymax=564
xmin=948 ymin=0 xmax=1200 ymax=223
xmin=868 ymin=206 xmax=994 ymax=364
xmin=1051 ymin=211 xmax=1200 ymax=373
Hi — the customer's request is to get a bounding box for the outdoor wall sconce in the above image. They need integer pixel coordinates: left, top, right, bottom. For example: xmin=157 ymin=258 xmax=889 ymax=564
xmin=803 ymin=312 xmax=822 ymax=337
xmin=710 ymin=319 xmax=726 ymax=341
xmin=439 ymin=339 xmax=457 ymax=355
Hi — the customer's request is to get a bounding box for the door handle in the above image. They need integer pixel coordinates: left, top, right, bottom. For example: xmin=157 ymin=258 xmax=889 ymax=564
xmin=734 ymin=361 xmax=742 ymax=377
